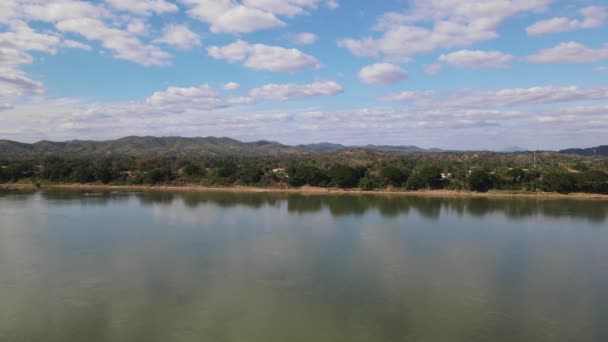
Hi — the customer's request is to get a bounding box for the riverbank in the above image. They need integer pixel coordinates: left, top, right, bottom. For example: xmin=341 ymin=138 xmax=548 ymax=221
xmin=2 ymin=183 xmax=608 ymax=200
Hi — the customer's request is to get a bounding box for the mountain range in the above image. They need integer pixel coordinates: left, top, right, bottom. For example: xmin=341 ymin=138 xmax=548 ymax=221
xmin=0 ymin=136 xmax=605 ymax=158
xmin=0 ymin=136 xmax=444 ymax=158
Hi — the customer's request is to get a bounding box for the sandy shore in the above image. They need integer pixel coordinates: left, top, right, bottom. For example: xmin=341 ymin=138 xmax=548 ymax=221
xmin=2 ymin=183 xmax=608 ymax=200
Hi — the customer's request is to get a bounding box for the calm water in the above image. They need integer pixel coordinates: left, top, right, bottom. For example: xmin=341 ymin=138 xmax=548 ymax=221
xmin=1 ymin=190 xmax=608 ymax=342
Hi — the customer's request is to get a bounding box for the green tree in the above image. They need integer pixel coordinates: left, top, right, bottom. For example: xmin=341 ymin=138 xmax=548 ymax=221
xmin=406 ymin=166 xmax=444 ymax=190
xmin=378 ymin=166 xmax=408 ymax=187
xmin=145 ymin=168 xmax=173 ymax=184
xmin=72 ymin=165 xmax=95 ymax=183
xmin=468 ymin=170 xmax=492 ymax=192
xmin=182 ymin=164 xmax=203 ymax=178
xmin=576 ymin=170 xmax=608 ymax=194
xmin=328 ymin=165 xmax=361 ymax=188
xmin=539 ymin=172 xmax=576 ymax=194
xmin=358 ymin=177 xmax=381 ymax=191
xmin=288 ymin=165 xmax=329 ymax=187
xmin=237 ymin=167 xmax=264 ymax=185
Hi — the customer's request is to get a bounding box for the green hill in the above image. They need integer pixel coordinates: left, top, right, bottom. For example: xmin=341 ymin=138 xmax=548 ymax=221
xmin=0 ymin=136 xmax=448 ymax=158
xmin=560 ymin=146 xmax=608 ymax=157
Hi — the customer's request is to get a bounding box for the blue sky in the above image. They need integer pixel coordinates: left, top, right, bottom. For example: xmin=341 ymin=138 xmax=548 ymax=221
xmin=1 ymin=0 xmax=607 ymax=150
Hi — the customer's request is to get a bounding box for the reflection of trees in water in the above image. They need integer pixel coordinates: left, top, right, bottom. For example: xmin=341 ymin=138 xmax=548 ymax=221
xmin=7 ymin=189 xmax=607 ymax=223
xmin=170 ymin=193 xmax=608 ymax=223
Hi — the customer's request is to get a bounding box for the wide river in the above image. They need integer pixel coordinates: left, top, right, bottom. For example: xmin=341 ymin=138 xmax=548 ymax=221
xmin=1 ymin=190 xmax=607 ymax=342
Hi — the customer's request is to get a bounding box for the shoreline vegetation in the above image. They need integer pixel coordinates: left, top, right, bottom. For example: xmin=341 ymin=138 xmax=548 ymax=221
xmin=2 ymin=183 xmax=608 ymax=200
xmin=2 ymin=150 xmax=608 ymax=199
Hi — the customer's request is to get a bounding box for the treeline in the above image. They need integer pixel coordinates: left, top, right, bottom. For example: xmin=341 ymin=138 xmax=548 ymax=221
xmin=1 ymin=154 xmax=607 ymax=194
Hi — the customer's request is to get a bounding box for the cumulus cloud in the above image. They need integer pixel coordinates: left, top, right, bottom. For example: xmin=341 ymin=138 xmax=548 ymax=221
xmin=358 ymin=63 xmax=408 ymax=86
xmin=244 ymin=0 xmax=334 ymax=17
xmin=249 ymin=81 xmax=343 ymax=101
xmin=208 ymin=40 xmax=321 ymax=73
xmin=526 ymin=6 xmax=607 ymax=36
xmin=0 ymin=103 xmax=13 ymax=111
xmin=0 ymin=20 xmax=62 ymax=55
xmin=380 ymin=86 xmax=608 ymax=108
xmin=105 ymin=0 xmax=179 ymax=16
xmin=56 ymin=18 xmax=171 ymax=66
xmin=126 ymin=18 xmax=150 ymax=36
xmin=180 ymin=0 xmax=337 ymax=33
xmin=438 ymin=50 xmax=515 ymax=69
xmin=144 ymin=84 xmax=225 ymax=111
xmin=223 ymin=82 xmax=241 ymax=91
xmin=63 ymin=40 xmax=93 ymax=51
xmin=338 ymin=0 xmax=551 ymax=61
xmin=21 ymin=1 xmax=111 ymax=22
xmin=528 ymin=42 xmax=608 ymax=64
xmin=153 ymin=24 xmax=202 ymax=50
xmin=180 ymin=0 xmax=285 ymax=33
xmin=0 ymin=68 xmax=45 ymax=98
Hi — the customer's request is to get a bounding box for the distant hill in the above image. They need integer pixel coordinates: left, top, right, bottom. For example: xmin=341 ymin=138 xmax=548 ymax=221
xmin=0 ymin=136 xmax=443 ymax=158
xmin=559 ymin=145 xmax=608 ymax=157
xmin=502 ymin=146 xmax=528 ymax=153
xmin=297 ymin=142 xmax=347 ymax=153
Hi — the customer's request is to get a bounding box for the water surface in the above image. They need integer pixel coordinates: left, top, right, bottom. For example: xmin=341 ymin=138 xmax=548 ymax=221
xmin=1 ymin=190 xmax=607 ymax=342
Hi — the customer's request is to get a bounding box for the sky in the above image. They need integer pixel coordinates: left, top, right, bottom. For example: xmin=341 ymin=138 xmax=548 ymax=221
xmin=0 ymin=0 xmax=607 ymax=150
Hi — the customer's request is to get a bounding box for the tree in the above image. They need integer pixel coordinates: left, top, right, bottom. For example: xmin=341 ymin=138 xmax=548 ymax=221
xmin=468 ymin=170 xmax=492 ymax=192
xmin=145 ymin=168 xmax=173 ymax=184
xmin=328 ymin=165 xmax=361 ymax=188
xmin=576 ymin=170 xmax=608 ymax=194
xmin=378 ymin=166 xmax=408 ymax=187
xmin=40 ymin=157 xmax=72 ymax=181
xmin=358 ymin=177 xmax=381 ymax=191
xmin=406 ymin=166 xmax=444 ymax=190
xmin=92 ymin=162 xmax=115 ymax=184
xmin=288 ymin=165 xmax=328 ymax=187
xmin=182 ymin=164 xmax=203 ymax=178
xmin=216 ymin=161 xmax=238 ymax=178
xmin=539 ymin=172 xmax=576 ymax=194
xmin=237 ymin=166 xmax=264 ymax=185
xmin=72 ymin=165 xmax=95 ymax=183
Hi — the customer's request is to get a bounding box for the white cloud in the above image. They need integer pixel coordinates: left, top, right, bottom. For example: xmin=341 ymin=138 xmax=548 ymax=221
xmin=153 ymin=24 xmax=202 ymax=50
xmin=249 ymin=81 xmax=343 ymax=101
xmin=528 ymin=42 xmax=608 ymax=64
xmin=0 ymin=68 xmax=45 ymax=98
xmin=526 ymin=6 xmax=607 ymax=36
xmin=180 ymin=0 xmax=285 ymax=33
xmin=358 ymin=63 xmax=408 ymax=86
xmin=180 ymin=0 xmax=335 ymax=33
xmin=145 ymin=84 xmax=225 ymax=111
xmin=63 ymin=40 xmax=93 ymax=51
xmin=223 ymin=82 xmax=241 ymax=91
xmin=56 ymin=18 xmax=172 ymax=66
xmin=438 ymin=50 xmax=514 ymax=69
xmin=21 ymin=1 xmax=110 ymax=22
xmin=380 ymin=86 xmax=608 ymax=108
xmin=338 ymin=0 xmax=551 ymax=61
xmin=105 ymin=0 xmax=179 ymax=16
xmin=208 ymin=40 xmax=321 ymax=73
xmin=596 ymin=66 xmax=608 ymax=72
xmin=0 ymin=20 xmax=62 ymax=54
xmin=292 ymin=32 xmax=318 ymax=45
xmin=244 ymin=0 xmax=329 ymax=17
xmin=126 ymin=18 xmax=149 ymax=36
xmin=0 ymin=46 xmax=34 ymax=66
